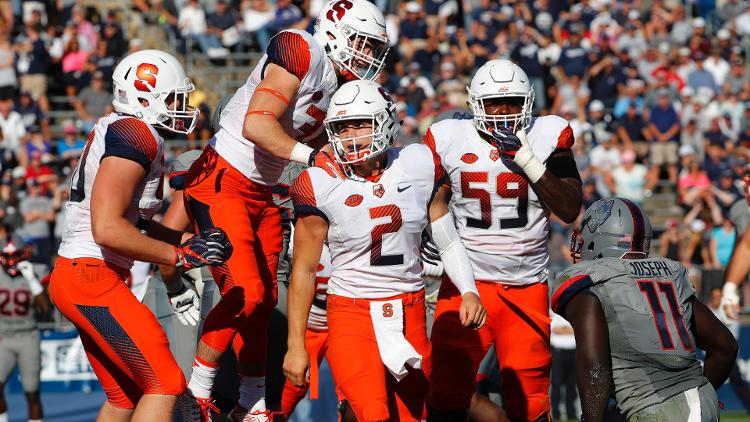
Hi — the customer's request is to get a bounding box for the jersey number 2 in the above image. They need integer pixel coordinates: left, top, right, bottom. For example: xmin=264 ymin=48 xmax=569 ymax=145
xmin=638 ymin=280 xmax=694 ymax=351
xmin=369 ymin=204 xmax=404 ymax=266
xmin=461 ymin=171 xmax=528 ymax=229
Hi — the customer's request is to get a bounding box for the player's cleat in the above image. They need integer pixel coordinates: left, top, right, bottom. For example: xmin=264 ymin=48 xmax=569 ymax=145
xmin=178 ymin=393 xmax=219 ymax=422
xmin=228 ymin=405 xmax=275 ymax=422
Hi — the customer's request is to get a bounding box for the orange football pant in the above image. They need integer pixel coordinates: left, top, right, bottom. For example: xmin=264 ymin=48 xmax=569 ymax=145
xmin=280 ymin=328 xmax=333 ymax=417
xmin=428 ymin=280 xmax=551 ymax=422
xmin=49 ymin=257 xmax=185 ymax=409
xmin=326 ymin=291 xmax=431 ymax=422
xmin=184 ymin=146 xmax=282 ymax=375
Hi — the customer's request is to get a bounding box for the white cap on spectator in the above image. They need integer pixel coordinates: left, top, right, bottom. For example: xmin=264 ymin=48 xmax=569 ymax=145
xmin=628 ymin=10 xmax=640 ymax=20
xmin=679 ymin=47 xmax=691 ymax=57
xmin=680 ymin=86 xmax=695 ymax=97
xmin=130 ymin=38 xmax=143 ymax=48
xmin=406 ymin=1 xmax=421 ymax=13
xmin=11 ymin=166 xmax=25 ymax=179
xmin=589 ymin=100 xmax=605 ymax=112
xmin=560 ymin=104 xmax=574 ymax=115
xmin=679 ymin=144 xmax=695 ymax=157
xmin=440 ymin=62 xmax=455 ymax=72
xmin=692 ymin=17 xmax=706 ymax=28
xmin=690 ymin=219 xmax=706 ymax=233
xmin=718 ymin=28 xmax=731 ymax=40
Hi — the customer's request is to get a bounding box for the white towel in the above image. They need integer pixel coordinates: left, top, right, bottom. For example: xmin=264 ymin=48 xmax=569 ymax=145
xmin=369 ymin=299 xmax=422 ymax=381
xmin=684 ymin=386 xmax=701 ymax=422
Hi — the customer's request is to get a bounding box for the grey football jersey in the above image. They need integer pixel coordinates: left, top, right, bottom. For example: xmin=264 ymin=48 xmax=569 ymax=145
xmin=0 ymin=270 xmax=36 ymax=333
xmin=551 ymin=257 xmax=706 ymax=419
xmin=274 ymin=162 xmax=307 ymax=285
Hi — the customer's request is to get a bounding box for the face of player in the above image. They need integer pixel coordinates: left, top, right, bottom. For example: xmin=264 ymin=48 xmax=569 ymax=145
xmin=347 ymin=35 xmax=388 ymax=80
xmin=164 ymin=91 xmax=196 ymax=133
xmin=482 ymin=96 xmax=525 ymax=133
xmin=333 ymin=119 xmax=374 ymax=157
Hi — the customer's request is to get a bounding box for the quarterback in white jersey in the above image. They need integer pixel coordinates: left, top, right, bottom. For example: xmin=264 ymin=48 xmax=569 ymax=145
xmin=425 ymin=59 xmax=583 ymax=422
xmin=283 ymin=80 xmax=485 ymax=422
xmin=49 ymin=50 xmax=232 ymax=422
xmin=180 ymin=2 xmax=390 ymax=420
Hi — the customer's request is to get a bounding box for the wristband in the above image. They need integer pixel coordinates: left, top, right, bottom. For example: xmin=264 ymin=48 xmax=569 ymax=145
xmin=515 ymin=148 xmax=547 ymax=184
xmin=290 ymin=142 xmax=315 ymax=165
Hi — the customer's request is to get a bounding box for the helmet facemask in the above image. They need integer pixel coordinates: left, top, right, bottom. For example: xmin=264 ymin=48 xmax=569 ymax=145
xmin=334 ymin=25 xmax=389 ymax=81
xmin=326 ymin=112 xmax=391 ymax=166
xmin=155 ymin=87 xmax=198 ymax=134
xmin=468 ymin=89 xmax=534 ymax=136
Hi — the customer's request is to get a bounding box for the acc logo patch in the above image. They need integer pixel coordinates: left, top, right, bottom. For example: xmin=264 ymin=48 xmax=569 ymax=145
xmin=345 ymin=194 xmax=363 ymax=207
xmin=373 ymin=184 xmax=385 ymax=198
xmin=461 ymin=153 xmax=478 ymax=164
xmin=489 ymin=149 xmax=500 ymax=161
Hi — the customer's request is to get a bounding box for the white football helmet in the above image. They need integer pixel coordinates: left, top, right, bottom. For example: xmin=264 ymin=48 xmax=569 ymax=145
xmin=325 ymin=80 xmax=400 ymax=166
xmin=112 ymin=49 xmax=199 ymax=134
xmin=467 ymin=59 xmax=534 ymax=136
xmin=314 ymin=0 xmax=389 ymax=81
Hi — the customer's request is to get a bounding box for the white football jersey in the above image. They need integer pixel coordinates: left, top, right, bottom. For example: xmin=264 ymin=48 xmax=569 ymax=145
xmin=58 ymin=113 xmax=165 ymax=270
xmin=426 ymin=116 xmax=574 ymax=285
xmin=213 ymin=29 xmax=338 ymax=185
xmin=290 ymin=144 xmax=443 ymax=299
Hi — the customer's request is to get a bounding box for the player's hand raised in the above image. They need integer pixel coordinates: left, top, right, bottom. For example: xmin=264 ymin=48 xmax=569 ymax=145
xmin=459 ymin=292 xmax=487 ymax=330
xmin=490 ymin=126 xmax=524 ymax=161
xmin=175 ymin=227 xmax=233 ymax=270
xmin=722 ymin=282 xmax=741 ymax=320
xmin=283 ymin=347 xmax=311 ymax=388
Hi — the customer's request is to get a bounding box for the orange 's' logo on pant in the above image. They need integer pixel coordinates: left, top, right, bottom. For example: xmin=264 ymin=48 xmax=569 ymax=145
xmin=382 ymin=303 xmax=393 ymax=318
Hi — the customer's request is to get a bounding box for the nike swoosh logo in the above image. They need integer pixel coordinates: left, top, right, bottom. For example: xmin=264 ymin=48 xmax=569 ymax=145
xmin=398 ymin=185 xmax=412 ymax=192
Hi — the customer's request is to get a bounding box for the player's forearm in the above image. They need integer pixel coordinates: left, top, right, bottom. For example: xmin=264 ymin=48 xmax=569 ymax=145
xmin=146 ymin=220 xmax=187 ymax=246
xmin=287 ymin=269 xmax=316 ymax=350
xmin=93 ymin=217 xmax=177 ymax=265
xmin=534 ymin=176 xmax=582 ymax=223
xmin=704 ymin=349 xmax=737 ymax=390
xmin=243 ymin=115 xmax=313 ymax=164
xmin=725 ymin=228 xmax=750 ymax=286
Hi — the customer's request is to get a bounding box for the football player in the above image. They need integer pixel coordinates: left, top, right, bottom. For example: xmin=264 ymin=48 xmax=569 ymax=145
xmin=424 ymin=59 xmax=582 ymax=421
xmin=0 ymin=237 xmax=50 ymax=422
xmin=552 ymin=198 xmax=737 ymax=421
xmin=49 ymin=50 xmax=233 ymax=422
xmin=283 ymin=80 xmax=486 ymax=421
xmin=180 ymin=1 xmax=390 ymax=420
xmin=721 ymin=166 xmax=750 ymax=319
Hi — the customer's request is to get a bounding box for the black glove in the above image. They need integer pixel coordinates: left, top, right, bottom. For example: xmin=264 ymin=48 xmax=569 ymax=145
xmin=175 ymin=228 xmax=233 ymax=270
xmin=420 ymin=229 xmax=441 ymax=266
xmin=489 ymin=126 xmax=522 ymax=160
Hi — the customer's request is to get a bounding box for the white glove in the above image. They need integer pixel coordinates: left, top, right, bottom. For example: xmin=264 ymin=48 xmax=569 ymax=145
xmin=17 ymin=260 xmax=44 ymax=296
xmin=721 ymin=282 xmax=740 ymax=320
xmin=169 ymin=284 xmax=201 ymax=326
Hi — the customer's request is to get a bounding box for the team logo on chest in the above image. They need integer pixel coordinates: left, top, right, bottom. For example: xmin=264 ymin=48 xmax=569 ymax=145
xmin=489 ymin=149 xmax=500 ymax=162
xmin=461 ymin=153 xmax=478 ymax=164
xmin=345 ymin=194 xmax=363 ymax=207
xmin=373 ymin=184 xmax=385 ymax=198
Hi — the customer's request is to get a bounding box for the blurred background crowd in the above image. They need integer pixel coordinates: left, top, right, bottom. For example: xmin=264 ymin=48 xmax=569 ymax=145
xmin=2 ymin=0 xmax=750 ymax=418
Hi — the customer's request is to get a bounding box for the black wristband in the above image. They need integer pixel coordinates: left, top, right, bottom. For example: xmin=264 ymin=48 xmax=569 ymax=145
xmin=167 ymin=282 xmax=187 ymax=298
xmin=307 ymin=149 xmax=319 ymax=167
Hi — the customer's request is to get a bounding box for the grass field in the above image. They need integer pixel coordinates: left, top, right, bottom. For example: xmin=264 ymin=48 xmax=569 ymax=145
xmin=558 ymin=413 xmax=749 ymax=422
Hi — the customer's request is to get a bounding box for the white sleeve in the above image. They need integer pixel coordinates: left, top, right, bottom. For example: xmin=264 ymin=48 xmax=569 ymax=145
xmin=17 ymin=260 xmax=44 ymax=296
xmin=430 ymin=212 xmax=479 ymax=296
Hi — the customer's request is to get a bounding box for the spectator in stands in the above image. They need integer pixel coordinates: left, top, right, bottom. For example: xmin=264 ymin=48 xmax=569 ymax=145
xmin=61 ymin=37 xmax=90 ymax=96
xmin=551 ymin=74 xmax=589 ymax=118
xmin=510 ymin=25 xmax=549 ymax=110
xmin=56 ymin=124 xmax=85 ymax=160
xmin=588 ymin=51 xmax=625 ymax=108
xmin=70 ymin=6 xmax=97 ymax=53
xmin=589 ymin=132 xmax=620 ymax=197
xmin=725 ymin=58 xmax=749 ymax=96
xmin=706 ymin=47 xmax=730 ymax=89
xmin=207 ymin=0 xmax=240 ymax=53
xmin=0 ymin=97 xmax=26 ymax=166
xmin=74 ymin=71 xmax=113 ymax=134
xmin=412 ymin=36 xmax=441 ymax=81
xmin=400 ymin=2 xmax=428 ymax=55
xmin=710 ymin=218 xmax=736 ymax=270
xmin=659 ymin=219 xmax=684 ymax=262
xmin=607 ymin=149 xmax=651 ymax=203
xmin=714 ymin=170 xmax=743 ymax=216
xmin=678 ymin=159 xmax=712 ymax=208
xmin=90 ymin=40 xmax=117 ymax=87
xmin=582 ymin=100 xmax=615 ymax=146
xmin=0 ymin=33 xmax=16 ymax=100
xmin=19 ymin=179 xmax=53 ymax=267
xmin=402 ymin=78 xmax=427 ymax=116
xmin=648 ymin=89 xmax=681 ymax=185
xmin=14 ymin=24 xmax=48 ymax=112
xmin=704 ymin=143 xmax=733 ymax=183
xmin=273 ymin=0 xmax=306 ymax=34
xmin=24 ymin=150 xmax=55 ymax=193
xmin=687 ymin=52 xmax=719 ymax=94
xmin=14 ymin=91 xmax=49 ymax=141
xmin=179 ymin=0 xmax=228 ymax=58
xmin=616 ymin=102 xmax=650 ymax=161
xmin=241 ymin=0 xmax=276 ymax=51
xmin=400 ymin=62 xmax=435 ymax=98
xmin=557 ymin=25 xmax=589 ymax=78
xmin=681 ymin=119 xmax=704 ymax=162
xmin=101 ymin=14 xmax=127 ymax=58
xmin=25 ymin=126 xmax=51 ymax=164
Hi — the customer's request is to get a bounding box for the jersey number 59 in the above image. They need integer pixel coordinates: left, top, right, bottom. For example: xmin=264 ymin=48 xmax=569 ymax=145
xmin=460 ymin=172 xmax=529 ymax=230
